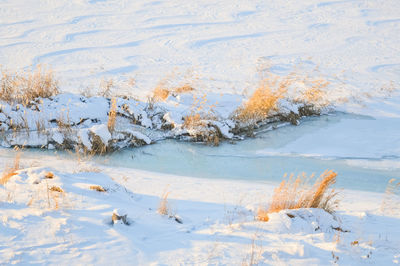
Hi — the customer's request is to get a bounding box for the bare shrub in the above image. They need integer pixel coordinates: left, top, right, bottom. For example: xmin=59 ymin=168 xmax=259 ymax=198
xmin=257 ymin=170 xmax=339 ymax=221
xmin=0 ymin=65 xmax=59 ymax=104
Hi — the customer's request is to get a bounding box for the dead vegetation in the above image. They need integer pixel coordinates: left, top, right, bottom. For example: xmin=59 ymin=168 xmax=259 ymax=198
xmin=381 ymin=178 xmax=400 ymax=215
xmin=158 ymin=189 xmax=170 ymax=216
xmin=156 ymin=187 xmax=182 ymax=223
xmin=0 ymin=65 xmax=59 ymax=104
xmin=49 ymin=185 xmax=63 ymax=193
xmin=45 ymin=172 xmax=54 ymax=179
xmin=112 ymin=212 xmax=130 ymax=225
xmin=182 ymin=112 xmax=220 ymax=145
xmin=241 ymin=234 xmax=263 ymax=266
xmin=90 ymin=185 xmax=106 ymax=192
xmin=180 ymin=93 xmax=221 ymax=145
xmin=152 ymin=84 xmax=195 ymax=101
xmin=107 ymin=98 xmax=117 ymax=133
xmin=0 ymin=148 xmax=21 ymax=185
xmin=99 ymin=78 xmax=115 ymax=98
xmin=235 ymin=78 xmax=288 ymax=124
xmin=151 ymin=69 xmax=197 ymax=102
xmin=234 ymin=70 xmax=331 ymax=127
xmin=257 ymin=170 xmax=339 ymax=222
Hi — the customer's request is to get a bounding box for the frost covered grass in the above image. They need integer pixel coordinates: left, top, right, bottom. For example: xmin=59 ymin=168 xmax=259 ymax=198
xmin=257 ymin=170 xmax=339 ymax=221
xmin=0 ymin=65 xmax=59 ymax=104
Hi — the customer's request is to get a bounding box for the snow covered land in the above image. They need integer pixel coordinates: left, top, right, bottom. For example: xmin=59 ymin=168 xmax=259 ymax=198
xmin=1 ymin=0 xmax=400 ymax=265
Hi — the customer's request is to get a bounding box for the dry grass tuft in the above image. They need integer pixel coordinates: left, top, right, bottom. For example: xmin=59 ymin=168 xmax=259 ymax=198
xmin=107 ymin=98 xmax=117 ymax=133
xmin=381 ymin=178 xmax=400 ymax=215
xmin=49 ymin=186 xmax=63 ymax=193
xmin=235 ymin=77 xmax=289 ymax=124
xmin=257 ymin=170 xmax=339 ymax=221
xmin=182 ymin=113 xmax=220 ymax=145
xmin=234 ymin=69 xmax=331 ymax=126
xmin=152 ymin=87 xmax=170 ymax=101
xmin=90 ymin=185 xmax=106 ymax=192
xmin=99 ymin=78 xmax=114 ymax=98
xmin=158 ymin=189 xmax=170 ymax=216
xmin=0 ymin=148 xmax=21 ymax=185
xmin=174 ymin=84 xmax=195 ymax=94
xmin=183 ymin=113 xmax=204 ymax=129
xmin=45 ymin=172 xmax=54 ymax=179
xmin=152 ymin=82 xmax=195 ymax=102
xmin=0 ymin=65 xmax=59 ymax=104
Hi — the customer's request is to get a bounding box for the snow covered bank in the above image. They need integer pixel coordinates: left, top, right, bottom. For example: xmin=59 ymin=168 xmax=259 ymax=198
xmin=0 ymin=85 xmax=329 ymax=152
xmin=1 ymin=158 xmax=399 ymax=265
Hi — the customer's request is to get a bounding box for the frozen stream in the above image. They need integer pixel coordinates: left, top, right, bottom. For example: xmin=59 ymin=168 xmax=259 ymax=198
xmin=2 ymin=112 xmax=398 ymax=193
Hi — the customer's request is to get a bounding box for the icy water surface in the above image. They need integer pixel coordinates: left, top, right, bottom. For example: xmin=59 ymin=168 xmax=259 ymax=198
xmin=103 ymin=112 xmax=400 ymax=192
xmin=1 ymin=113 xmax=399 ymax=193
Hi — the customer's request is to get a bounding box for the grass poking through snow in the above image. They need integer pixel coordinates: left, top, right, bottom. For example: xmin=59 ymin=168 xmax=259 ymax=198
xmin=0 ymin=148 xmax=21 ymax=185
xmin=0 ymin=65 xmax=59 ymax=104
xmin=258 ymin=170 xmax=339 ymax=221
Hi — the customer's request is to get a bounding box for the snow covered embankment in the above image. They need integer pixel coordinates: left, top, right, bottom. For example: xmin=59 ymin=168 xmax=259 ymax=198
xmin=1 ymin=163 xmax=399 ymax=264
xmin=0 ymin=89 xmax=326 ymax=152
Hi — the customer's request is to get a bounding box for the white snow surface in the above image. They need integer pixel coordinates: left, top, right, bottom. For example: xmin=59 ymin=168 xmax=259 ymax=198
xmin=1 ymin=0 xmax=400 ymax=264
xmin=0 ymin=155 xmax=399 ymax=265
xmin=0 ymin=0 xmax=399 ymax=99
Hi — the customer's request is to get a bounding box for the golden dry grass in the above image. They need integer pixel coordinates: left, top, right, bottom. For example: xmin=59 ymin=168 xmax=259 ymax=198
xmin=235 ymin=77 xmax=289 ymax=123
xmin=174 ymin=84 xmax=195 ymax=94
xmin=107 ymin=98 xmax=117 ymax=133
xmin=0 ymin=65 xmax=59 ymax=104
xmin=0 ymin=149 xmax=21 ymax=185
xmin=49 ymin=186 xmax=63 ymax=193
xmin=152 ymin=83 xmax=195 ymax=102
xmin=257 ymin=170 xmax=339 ymax=221
xmin=158 ymin=189 xmax=170 ymax=216
xmin=182 ymin=112 xmax=220 ymax=145
xmin=89 ymin=185 xmax=106 ymax=192
xmin=152 ymin=87 xmax=170 ymax=101
xmin=294 ymin=77 xmax=330 ymax=107
xmin=183 ymin=113 xmax=204 ymax=129
xmin=235 ymin=70 xmax=331 ymax=125
xmin=45 ymin=172 xmax=54 ymax=179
